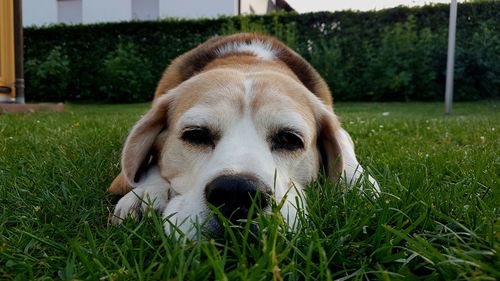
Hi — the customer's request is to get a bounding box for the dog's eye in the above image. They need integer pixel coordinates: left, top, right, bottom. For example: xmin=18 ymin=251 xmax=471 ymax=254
xmin=181 ymin=127 xmax=216 ymax=148
xmin=271 ymin=130 xmax=304 ymax=151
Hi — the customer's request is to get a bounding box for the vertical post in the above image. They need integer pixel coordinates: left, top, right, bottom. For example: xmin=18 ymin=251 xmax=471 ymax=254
xmin=444 ymin=0 xmax=458 ymax=115
xmin=0 ymin=0 xmax=16 ymax=102
xmin=14 ymin=0 xmax=25 ymax=104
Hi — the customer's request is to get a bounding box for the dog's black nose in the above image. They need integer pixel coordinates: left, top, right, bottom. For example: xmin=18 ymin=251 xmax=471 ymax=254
xmin=205 ymin=175 xmax=270 ymax=223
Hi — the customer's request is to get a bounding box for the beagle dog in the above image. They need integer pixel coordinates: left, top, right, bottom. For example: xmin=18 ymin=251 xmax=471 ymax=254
xmin=108 ymin=33 xmax=379 ymax=238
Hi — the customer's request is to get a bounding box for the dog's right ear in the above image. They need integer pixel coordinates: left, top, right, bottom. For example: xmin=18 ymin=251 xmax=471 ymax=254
xmin=109 ymin=95 xmax=173 ymax=194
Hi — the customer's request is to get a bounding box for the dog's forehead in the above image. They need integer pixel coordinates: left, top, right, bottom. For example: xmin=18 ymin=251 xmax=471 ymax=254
xmin=248 ymin=72 xmax=315 ymax=117
xmin=170 ymin=69 xmax=317 ymax=127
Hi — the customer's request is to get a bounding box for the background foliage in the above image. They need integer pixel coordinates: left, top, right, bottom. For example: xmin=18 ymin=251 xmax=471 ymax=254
xmin=24 ymin=1 xmax=500 ymax=102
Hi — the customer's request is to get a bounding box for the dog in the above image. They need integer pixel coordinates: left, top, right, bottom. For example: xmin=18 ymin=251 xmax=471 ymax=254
xmin=108 ymin=33 xmax=379 ymax=238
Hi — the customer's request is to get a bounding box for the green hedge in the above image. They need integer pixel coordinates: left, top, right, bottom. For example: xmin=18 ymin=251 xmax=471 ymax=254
xmin=24 ymin=1 xmax=500 ymax=102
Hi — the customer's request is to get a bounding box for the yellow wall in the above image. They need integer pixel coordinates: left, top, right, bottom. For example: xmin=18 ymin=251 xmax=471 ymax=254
xmin=0 ymin=0 xmax=16 ymax=101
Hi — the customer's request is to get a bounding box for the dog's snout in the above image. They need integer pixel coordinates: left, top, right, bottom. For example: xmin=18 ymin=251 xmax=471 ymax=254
xmin=205 ymin=175 xmax=270 ymax=222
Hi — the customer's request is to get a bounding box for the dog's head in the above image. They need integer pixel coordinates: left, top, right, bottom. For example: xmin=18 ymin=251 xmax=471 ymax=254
xmin=110 ymin=33 xmax=343 ymax=237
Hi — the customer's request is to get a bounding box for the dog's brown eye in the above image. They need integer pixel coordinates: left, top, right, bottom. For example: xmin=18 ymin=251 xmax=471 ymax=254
xmin=181 ymin=127 xmax=216 ymax=148
xmin=271 ymin=130 xmax=304 ymax=151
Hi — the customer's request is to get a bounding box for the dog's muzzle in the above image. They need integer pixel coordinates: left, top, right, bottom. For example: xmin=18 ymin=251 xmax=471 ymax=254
xmin=204 ymin=175 xmax=271 ymax=224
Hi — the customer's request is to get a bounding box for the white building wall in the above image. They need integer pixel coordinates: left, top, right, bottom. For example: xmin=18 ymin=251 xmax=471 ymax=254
xmin=132 ymin=0 xmax=159 ymax=20
xmin=159 ymin=0 xmax=236 ymax=19
xmin=58 ymin=0 xmax=83 ymax=24
xmin=24 ymin=0 xmax=58 ymax=27
xmin=82 ymin=0 xmax=132 ymax=24
xmin=22 ymin=0 xmax=272 ymax=27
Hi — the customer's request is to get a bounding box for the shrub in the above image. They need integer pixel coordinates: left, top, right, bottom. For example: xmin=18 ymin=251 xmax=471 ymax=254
xmin=99 ymin=42 xmax=155 ymax=102
xmin=23 ymin=1 xmax=500 ymax=102
xmin=220 ymin=13 xmax=298 ymax=48
xmin=454 ymin=22 xmax=500 ymax=100
xmin=362 ymin=16 xmax=444 ymax=101
xmin=25 ymin=46 xmax=71 ymax=102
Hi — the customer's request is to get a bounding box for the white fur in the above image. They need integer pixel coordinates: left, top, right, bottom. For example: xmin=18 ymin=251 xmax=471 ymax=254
xmin=216 ymin=41 xmax=276 ymax=60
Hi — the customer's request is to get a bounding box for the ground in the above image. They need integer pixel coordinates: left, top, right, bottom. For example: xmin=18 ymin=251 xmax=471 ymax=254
xmin=0 ymin=102 xmax=498 ymax=280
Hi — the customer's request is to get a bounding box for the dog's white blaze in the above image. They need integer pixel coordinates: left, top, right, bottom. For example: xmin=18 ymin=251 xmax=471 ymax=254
xmin=208 ymin=116 xmax=275 ymax=184
xmin=243 ymin=79 xmax=254 ymax=110
xmin=216 ymin=40 xmax=276 ymax=60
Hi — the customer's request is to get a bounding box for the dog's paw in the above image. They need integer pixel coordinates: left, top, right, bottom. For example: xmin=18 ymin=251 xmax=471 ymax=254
xmin=110 ymin=188 xmax=146 ymax=225
xmin=110 ymin=181 xmax=172 ymax=225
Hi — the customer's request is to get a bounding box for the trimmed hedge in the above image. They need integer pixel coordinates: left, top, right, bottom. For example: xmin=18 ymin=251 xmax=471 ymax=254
xmin=24 ymin=2 xmax=499 ymax=102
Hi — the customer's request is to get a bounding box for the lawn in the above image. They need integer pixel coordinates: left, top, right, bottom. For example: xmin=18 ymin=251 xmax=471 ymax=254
xmin=0 ymin=102 xmax=498 ymax=280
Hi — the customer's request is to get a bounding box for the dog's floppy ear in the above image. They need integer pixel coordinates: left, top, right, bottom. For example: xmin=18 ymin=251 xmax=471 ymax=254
xmin=122 ymin=95 xmax=172 ymax=186
xmin=316 ymin=106 xmax=343 ymax=181
xmin=107 ymin=95 xmax=172 ymax=194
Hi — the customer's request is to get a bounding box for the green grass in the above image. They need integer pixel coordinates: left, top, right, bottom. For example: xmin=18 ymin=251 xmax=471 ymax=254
xmin=0 ymin=102 xmax=498 ymax=280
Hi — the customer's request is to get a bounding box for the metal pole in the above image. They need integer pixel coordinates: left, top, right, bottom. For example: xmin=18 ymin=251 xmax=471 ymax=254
xmin=444 ymin=0 xmax=457 ymax=115
xmin=14 ymin=0 xmax=25 ymax=104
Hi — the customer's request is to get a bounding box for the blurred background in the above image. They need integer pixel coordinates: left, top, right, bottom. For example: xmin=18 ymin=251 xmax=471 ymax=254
xmin=1 ymin=0 xmax=498 ymax=104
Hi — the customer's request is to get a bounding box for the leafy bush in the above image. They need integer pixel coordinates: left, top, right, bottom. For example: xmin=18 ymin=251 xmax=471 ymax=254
xmin=362 ymin=16 xmax=444 ymax=101
xmin=454 ymin=22 xmax=500 ymax=100
xmin=99 ymin=42 xmax=154 ymax=102
xmin=25 ymin=46 xmax=71 ymax=102
xmin=23 ymin=1 xmax=500 ymax=102
xmin=221 ymin=13 xmax=298 ymax=48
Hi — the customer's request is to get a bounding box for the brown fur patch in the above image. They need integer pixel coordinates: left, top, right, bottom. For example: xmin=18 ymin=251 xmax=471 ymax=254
xmin=107 ymin=172 xmax=131 ymax=194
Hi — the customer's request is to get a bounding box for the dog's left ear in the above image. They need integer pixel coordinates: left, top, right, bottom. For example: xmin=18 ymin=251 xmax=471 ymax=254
xmin=107 ymin=95 xmax=172 ymax=194
xmin=316 ymin=106 xmax=343 ymax=181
